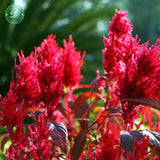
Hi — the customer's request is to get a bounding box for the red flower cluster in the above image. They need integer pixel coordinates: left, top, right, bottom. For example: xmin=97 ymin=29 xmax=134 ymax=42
xmin=103 ymin=9 xmax=160 ymax=125
xmin=14 ymin=51 xmax=40 ymax=108
xmin=88 ymin=128 xmax=121 ymax=160
xmin=0 ymin=34 xmax=85 ymax=159
xmin=63 ymin=35 xmax=85 ymax=88
xmin=28 ymin=112 xmax=53 ymax=160
xmin=35 ymin=35 xmax=64 ymax=107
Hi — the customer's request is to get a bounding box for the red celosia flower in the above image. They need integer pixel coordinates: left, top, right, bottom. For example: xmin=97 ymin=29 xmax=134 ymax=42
xmin=103 ymin=9 xmax=160 ymax=126
xmin=125 ymin=137 xmax=150 ymax=160
xmin=14 ymin=50 xmax=40 ymax=108
xmin=116 ymin=38 xmax=160 ymax=125
xmin=35 ymin=34 xmax=63 ymax=107
xmin=63 ymin=35 xmax=85 ymax=88
xmin=6 ymin=127 xmax=29 ymax=160
xmin=88 ymin=129 xmax=121 ymax=160
xmin=108 ymin=9 xmax=133 ymax=38
xmin=103 ymin=9 xmax=133 ymax=82
xmin=28 ymin=111 xmax=53 ymax=160
xmin=0 ymin=82 xmax=28 ymax=159
xmin=0 ymin=81 xmax=25 ymax=128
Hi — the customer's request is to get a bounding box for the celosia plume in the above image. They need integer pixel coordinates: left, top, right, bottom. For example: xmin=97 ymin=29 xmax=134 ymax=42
xmin=88 ymin=128 xmax=121 ymax=160
xmin=63 ymin=35 xmax=85 ymax=88
xmin=35 ymin=34 xmax=64 ymax=107
xmin=14 ymin=51 xmax=40 ymax=108
xmin=103 ymin=9 xmax=160 ymax=126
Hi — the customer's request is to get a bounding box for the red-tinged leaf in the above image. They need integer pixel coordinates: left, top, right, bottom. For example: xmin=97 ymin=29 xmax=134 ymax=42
xmin=143 ymin=130 xmax=160 ymax=149
xmin=74 ymin=102 xmax=90 ymax=129
xmin=143 ymin=107 xmax=152 ymax=129
xmin=109 ymin=115 xmax=124 ymax=131
xmin=96 ymin=110 xmax=110 ymax=130
xmin=73 ymin=84 xmax=91 ymax=90
xmin=0 ymin=135 xmax=10 ymax=152
xmin=64 ymin=94 xmax=69 ymax=111
xmin=72 ymin=92 xmax=96 ymax=111
xmin=72 ymin=130 xmax=87 ymax=160
xmin=26 ymin=107 xmax=42 ymax=112
xmin=98 ymin=110 xmax=109 ymax=124
xmin=95 ymin=108 xmax=121 ymax=130
xmin=46 ymin=122 xmax=68 ymax=153
xmin=122 ymin=98 xmax=160 ymax=110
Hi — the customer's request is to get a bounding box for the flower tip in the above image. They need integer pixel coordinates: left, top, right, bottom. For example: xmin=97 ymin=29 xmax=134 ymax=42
xmin=96 ymin=70 xmax=100 ymax=77
xmin=69 ymin=35 xmax=73 ymax=42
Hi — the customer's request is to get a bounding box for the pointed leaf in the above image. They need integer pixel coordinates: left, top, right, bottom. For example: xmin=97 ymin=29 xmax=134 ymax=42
xmin=46 ymin=122 xmax=68 ymax=153
xmin=122 ymin=98 xmax=160 ymax=110
xmin=129 ymin=130 xmax=143 ymax=141
xmin=72 ymin=92 xmax=96 ymax=111
xmin=150 ymin=131 xmax=160 ymax=141
xmin=26 ymin=107 xmax=42 ymax=112
xmin=120 ymin=131 xmax=134 ymax=153
xmin=109 ymin=115 xmax=124 ymax=130
xmin=72 ymin=130 xmax=87 ymax=160
xmin=143 ymin=130 xmax=160 ymax=149
xmin=97 ymin=110 xmax=110 ymax=126
xmin=74 ymin=101 xmax=90 ymax=129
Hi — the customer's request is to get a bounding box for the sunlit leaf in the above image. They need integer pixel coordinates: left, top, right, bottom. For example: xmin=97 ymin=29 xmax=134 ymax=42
xmin=109 ymin=115 xmax=124 ymax=130
xmin=97 ymin=110 xmax=109 ymax=127
xmin=26 ymin=107 xmax=42 ymax=112
xmin=93 ymin=106 xmax=103 ymax=113
xmin=46 ymin=122 xmax=68 ymax=153
xmin=72 ymin=92 xmax=96 ymax=111
xmin=143 ymin=130 xmax=160 ymax=149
